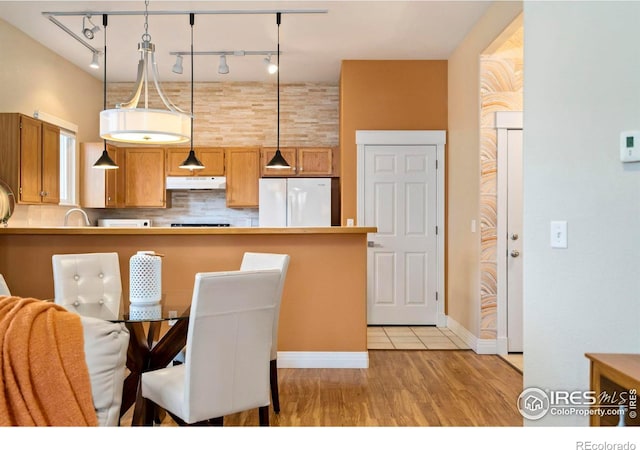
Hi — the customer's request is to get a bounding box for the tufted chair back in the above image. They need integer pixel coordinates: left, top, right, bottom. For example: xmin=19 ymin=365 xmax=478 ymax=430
xmin=0 ymin=274 xmax=10 ymax=296
xmin=52 ymin=253 xmax=122 ymax=319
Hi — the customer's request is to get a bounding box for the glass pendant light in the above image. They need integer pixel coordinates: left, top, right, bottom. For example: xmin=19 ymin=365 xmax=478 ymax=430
xmin=266 ymin=13 xmax=291 ymax=169
xmin=179 ymin=14 xmax=204 ymax=171
xmin=94 ymin=14 xmax=118 ymax=170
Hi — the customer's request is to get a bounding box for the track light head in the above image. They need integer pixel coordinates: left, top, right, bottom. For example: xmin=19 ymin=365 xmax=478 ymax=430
xmin=89 ymin=52 xmax=100 ymax=69
xmin=172 ymin=55 xmax=183 ymax=74
xmin=265 ymin=54 xmax=278 ymax=74
xmin=82 ymin=15 xmax=100 ymax=40
xmin=218 ymin=55 xmax=229 ymax=75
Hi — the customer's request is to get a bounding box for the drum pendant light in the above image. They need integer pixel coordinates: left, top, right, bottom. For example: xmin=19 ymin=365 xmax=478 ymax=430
xmin=93 ymin=14 xmax=118 ymax=169
xmin=179 ymin=13 xmax=204 ymax=170
xmin=99 ymin=0 xmax=190 ymax=144
xmin=266 ymin=13 xmax=291 ymax=169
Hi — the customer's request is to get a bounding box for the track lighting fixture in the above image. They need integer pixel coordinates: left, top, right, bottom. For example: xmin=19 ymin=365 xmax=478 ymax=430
xmin=179 ymin=14 xmax=205 ymax=170
xmin=82 ymin=15 xmax=100 ymax=40
xmin=172 ymin=55 xmax=183 ymax=74
xmin=93 ymin=14 xmax=118 ymax=170
xmin=218 ymin=55 xmax=229 ymax=75
xmin=89 ymin=52 xmax=100 ymax=69
xmin=266 ymin=13 xmax=291 ymax=170
xmin=265 ymin=54 xmax=278 ymax=74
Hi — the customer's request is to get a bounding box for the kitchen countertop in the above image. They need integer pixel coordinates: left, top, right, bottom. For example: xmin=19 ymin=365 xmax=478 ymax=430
xmin=0 ymin=226 xmax=377 ymax=235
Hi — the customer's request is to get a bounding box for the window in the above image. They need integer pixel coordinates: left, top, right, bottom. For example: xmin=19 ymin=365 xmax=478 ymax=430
xmin=59 ymin=130 xmax=77 ymax=206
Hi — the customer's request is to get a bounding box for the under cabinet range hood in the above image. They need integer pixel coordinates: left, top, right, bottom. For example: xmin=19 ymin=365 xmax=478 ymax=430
xmin=166 ymin=176 xmax=226 ymax=190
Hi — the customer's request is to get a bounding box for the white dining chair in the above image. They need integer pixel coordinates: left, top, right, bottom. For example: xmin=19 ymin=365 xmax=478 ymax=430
xmin=0 ymin=273 xmax=10 ymax=296
xmin=52 ymin=252 xmax=122 ymax=319
xmin=141 ymin=269 xmax=281 ymax=426
xmin=239 ymin=252 xmax=290 ymax=414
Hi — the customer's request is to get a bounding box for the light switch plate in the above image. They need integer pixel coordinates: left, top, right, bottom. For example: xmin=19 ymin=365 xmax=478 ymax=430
xmin=550 ymin=221 xmax=568 ymax=249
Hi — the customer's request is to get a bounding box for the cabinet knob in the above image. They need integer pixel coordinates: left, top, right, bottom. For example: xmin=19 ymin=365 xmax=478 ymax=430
xmin=510 ymin=250 xmax=520 ymax=258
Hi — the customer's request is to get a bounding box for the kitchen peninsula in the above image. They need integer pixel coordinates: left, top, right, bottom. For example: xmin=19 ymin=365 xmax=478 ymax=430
xmin=0 ymin=226 xmax=375 ymax=368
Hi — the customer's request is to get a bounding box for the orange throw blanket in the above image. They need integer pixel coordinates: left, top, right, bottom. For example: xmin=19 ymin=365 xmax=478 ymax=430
xmin=0 ymin=296 xmax=98 ymax=426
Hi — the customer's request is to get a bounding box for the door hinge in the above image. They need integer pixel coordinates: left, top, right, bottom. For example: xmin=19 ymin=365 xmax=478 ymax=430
xmin=435 ymin=226 xmax=438 ymax=235
xmin=435 ymin=291 xmax=439 ymax=301
xmin=435 ymin=159 xmax=438 ymax=169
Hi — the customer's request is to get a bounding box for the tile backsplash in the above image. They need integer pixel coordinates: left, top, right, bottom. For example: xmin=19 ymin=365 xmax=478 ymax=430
xmin=89 ymin=190 xmax=258 ymax=227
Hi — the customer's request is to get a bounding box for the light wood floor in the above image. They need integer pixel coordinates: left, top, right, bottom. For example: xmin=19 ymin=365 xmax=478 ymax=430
xmin=122 ymin=350 xmax=523 ymax=427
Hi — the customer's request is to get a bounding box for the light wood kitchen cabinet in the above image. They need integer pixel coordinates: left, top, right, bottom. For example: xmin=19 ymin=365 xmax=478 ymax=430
xmin=260 ymin=147 xmax=297 ymax=176
xmin=0 ymin=113 xmax=60 ymax=204
xmin=81 ymin=144 xmax=165 ymax=208
xmin=80 ymin=142 xmax=123 ymax=208
xmin=166 ymin=147 xmax=225 ymax=176
xmin=226 ymin=147 xmax=260 ymax=208
xmin=260 ymin=146 xmax=335 ymax=177
xmin=124 ymin=147 xmax=166 ymax=208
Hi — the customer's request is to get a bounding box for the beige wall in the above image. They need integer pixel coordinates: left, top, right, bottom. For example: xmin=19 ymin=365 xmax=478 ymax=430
xmin=0 ymin=19 xmax=102 ymax=144
xmin=447 ymin=2 xmax=522 ymax=336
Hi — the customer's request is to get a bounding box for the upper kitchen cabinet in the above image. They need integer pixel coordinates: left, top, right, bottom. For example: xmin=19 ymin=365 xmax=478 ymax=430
xmin=226 ymin=147 xmax=260 ymax=208
xmin=166 ymin=147 xmax=225 ymax=176
xmin=260 ymin=147 xmax=297 ymax=177
xmin=0 ymin=113 xmax=60 ymax=204
xmin=260 ymin=147 xmax=337 ymax=177
xmin=123 ymin=147 xmax=166 ymax=208
xmin=80 ymin=145 xmax=165 ymax=208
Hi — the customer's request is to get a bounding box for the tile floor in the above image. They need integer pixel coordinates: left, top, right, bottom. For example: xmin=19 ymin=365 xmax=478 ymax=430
xmin=500 ymin=353 xmax=524 ymax=372
xmin=367 ymin=326 xmax=470 ymax=350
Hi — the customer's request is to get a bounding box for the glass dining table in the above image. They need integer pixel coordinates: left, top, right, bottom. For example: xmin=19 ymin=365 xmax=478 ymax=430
xmin=69 ymin=297 xmax=191 ymax=426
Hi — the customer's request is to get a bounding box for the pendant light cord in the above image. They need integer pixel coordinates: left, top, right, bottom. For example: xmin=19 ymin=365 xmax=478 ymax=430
xmin=103 ymin=14 xmax=108 ymax=153
xmin=277 ymin=12 xmax=281 ymax=152
xmin=190 ymin=13 xmax=194 ymax=152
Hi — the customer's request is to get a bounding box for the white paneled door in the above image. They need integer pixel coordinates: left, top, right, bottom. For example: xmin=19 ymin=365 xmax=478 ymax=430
xmin=362 ymin=144 xmax=438 ymax=324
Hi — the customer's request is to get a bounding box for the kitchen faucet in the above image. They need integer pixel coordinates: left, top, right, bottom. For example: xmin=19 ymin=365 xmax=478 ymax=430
xmin=64 ymin=208 xmax=91 ymax=226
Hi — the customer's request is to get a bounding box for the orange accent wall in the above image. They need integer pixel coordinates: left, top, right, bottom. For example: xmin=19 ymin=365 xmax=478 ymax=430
xmin=0 ymin=231 xmax=369 ymax=352
xmin=339 ymin=60 xmax=448 ymax=225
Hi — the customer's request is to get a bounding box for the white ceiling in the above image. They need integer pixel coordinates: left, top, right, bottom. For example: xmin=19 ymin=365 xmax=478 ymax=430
xmin=0 ymin=1 xmax=492 ymax=83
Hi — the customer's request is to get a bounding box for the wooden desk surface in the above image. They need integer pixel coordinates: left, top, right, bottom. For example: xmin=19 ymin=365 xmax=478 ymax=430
xmin=585 ymin=353 xmax=640 ymax=390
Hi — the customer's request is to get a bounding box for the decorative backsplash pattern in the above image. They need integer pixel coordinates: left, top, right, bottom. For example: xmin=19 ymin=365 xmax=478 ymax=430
xmin=89 ymin=191 xmax=258 ymax=227
xmin=107 ymin=82 xmax=339 ymax=147
xmin=479 ymin=28 xmax=523 ymax=339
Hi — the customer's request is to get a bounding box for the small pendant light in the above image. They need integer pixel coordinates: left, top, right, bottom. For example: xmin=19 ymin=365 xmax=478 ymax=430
xmin=179 ymin=13 xmax=205 ymax=170
xmin=93 ymin=14 xmax=118 ymax=170
xmin=266 ymin=13 xmax=291 ymax=169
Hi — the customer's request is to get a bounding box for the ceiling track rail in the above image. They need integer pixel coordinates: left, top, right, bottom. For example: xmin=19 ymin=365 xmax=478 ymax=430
xmin=46 ymin=15 xmax=100 ymax=54
xmin=42 ymin=9 xmax=328 ymax=18
xmin=169 ymin=50 xmax=282 ymax=57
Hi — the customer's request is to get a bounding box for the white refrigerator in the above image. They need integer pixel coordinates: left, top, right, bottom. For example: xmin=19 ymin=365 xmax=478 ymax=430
xmin=259 ymin=178 xmax=332 ymax=227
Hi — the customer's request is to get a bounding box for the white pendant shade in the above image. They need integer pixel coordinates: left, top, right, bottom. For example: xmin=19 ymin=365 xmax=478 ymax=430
xmin=100 ymin=108 xmax=191 ymax=144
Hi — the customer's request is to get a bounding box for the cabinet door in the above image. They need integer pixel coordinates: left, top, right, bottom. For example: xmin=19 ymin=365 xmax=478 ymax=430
xmin=19 ymin=115 xmax=42 ymax=203
xmin=41 ymin=122 xmax=60 ymax=204
xmin=166 ymin=147 xmax=225 ymax=176
xmin=105 ymin=145 xmax=123 ymax=208
xmin=260 ymin=147 xmax=297 ymax=177
xmin=124 ymin=147 xmax=166 ymax=208
xmin=297 ymin=147 xmax=333 ymax=176
xmin=197 ymin=148 xmax=225 ymax=176
xmin=226 ymin=147 xmax=259 ymax=208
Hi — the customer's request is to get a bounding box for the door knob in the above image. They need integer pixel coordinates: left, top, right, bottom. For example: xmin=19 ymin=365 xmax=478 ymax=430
xmin=510 ymin=250 xmax=520 ymax=257
xmin=510 ymin=233 xmax=519 ymax=240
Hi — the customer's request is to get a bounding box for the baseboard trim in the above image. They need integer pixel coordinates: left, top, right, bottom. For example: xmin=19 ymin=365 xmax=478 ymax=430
xmin=277 ymin=351 xmax=369 ymax=369
xmin=445 ymin=317 xmax=498 ymax=355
